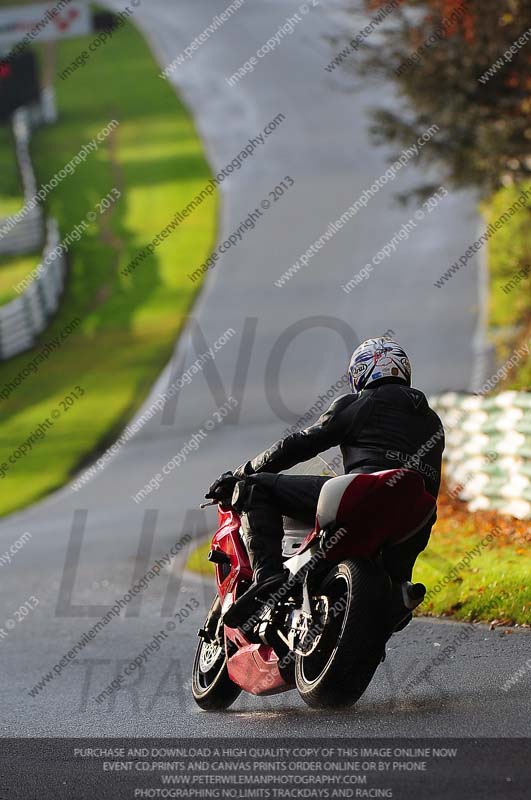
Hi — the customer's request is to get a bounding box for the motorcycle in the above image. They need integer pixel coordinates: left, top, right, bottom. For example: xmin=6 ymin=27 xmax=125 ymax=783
xmin=192 ymin=456 xmax=436 ymax=710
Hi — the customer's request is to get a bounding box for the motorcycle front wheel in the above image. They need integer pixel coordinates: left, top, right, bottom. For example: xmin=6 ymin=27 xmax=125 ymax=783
xmin=192 ymin=597 xmax=241 ymax=711
xmin=295 ymin=558 xmax=390 ymax=709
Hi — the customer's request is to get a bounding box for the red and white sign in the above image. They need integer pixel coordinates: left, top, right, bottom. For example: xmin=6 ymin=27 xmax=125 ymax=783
xmin=0 ymin=2 xmax=91 ymax=52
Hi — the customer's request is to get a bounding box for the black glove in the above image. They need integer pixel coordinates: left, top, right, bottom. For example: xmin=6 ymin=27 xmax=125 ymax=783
xmin=205 ymin=471 xmax=239 ymax=501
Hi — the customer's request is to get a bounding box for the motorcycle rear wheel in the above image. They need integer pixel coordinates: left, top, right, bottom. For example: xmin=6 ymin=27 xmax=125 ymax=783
xmin=192 ymin=597 xmax=241 ymax=711
xmin=295 ymin=559 xmax=390 ymax=709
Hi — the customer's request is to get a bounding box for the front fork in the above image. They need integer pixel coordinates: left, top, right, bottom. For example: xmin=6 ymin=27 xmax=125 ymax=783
xmin=197 ymin=595 xmax=222 ymax=644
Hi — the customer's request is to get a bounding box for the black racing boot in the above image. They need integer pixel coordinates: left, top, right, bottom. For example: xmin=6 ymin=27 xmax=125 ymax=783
xmin=222 ymin=534 xmax=288 ymax=630
xmin=223 ymin=481 xmax=288 ymax=629
xmin=222 ymin=571 xmax=288 ymax=630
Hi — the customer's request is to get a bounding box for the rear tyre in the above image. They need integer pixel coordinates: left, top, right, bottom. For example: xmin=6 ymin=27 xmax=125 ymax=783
xmin=192 ymin=598 xmax=241 ymax=711
xmin=295 ymin=559 xmax=390 ymax=709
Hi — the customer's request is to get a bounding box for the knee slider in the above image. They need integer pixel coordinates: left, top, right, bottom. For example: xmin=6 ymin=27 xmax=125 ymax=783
xmin=231 ymin=479 xmax=267 ymax=514
xmin=231 ymin=479 xmax=253 ymax=513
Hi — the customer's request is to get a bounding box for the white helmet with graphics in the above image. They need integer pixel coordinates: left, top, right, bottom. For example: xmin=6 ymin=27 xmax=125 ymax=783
xmin=348 ymin=338 xmax=412 ymax=393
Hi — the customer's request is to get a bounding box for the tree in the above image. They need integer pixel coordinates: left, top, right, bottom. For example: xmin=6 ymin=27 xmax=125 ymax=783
xmin=358 ymin=0 xmax=531 ymax=197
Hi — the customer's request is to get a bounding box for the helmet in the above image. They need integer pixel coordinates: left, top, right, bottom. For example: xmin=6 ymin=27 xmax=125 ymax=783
xmin=348 ymin=338 xmax=411 ymax=392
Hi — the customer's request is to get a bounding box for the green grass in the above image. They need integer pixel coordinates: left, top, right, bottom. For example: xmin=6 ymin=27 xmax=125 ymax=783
xmin=413 ymin=521 xmax=530 ymax=625
xmin=0 ymin=106 xmax=40 ymax=310
xmin=186 ymin=517 xmax=531 ymax=625
xmin=0 ymin=19 xmax=216 ymax=516
xmin=483 ymin=182 xmax=531 ymax=389
xmin=0 ymin=126 xmax=23 ymax=217
xmin=485 ymin=182 xmax=531 ymax=331
xmin=187 ymin=540 xmax=215 ymax=578
xmin=0 ymin=253 xmax=40 ymax=304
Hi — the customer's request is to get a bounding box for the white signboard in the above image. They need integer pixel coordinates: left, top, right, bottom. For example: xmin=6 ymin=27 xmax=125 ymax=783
xmin=0 ymin=2 xmax=90 ymax=53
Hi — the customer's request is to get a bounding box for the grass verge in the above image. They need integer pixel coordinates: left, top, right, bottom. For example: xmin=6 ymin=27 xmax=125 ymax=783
xmin=186 ymin=540 xmax=214 ymax=579
xmin=414 ymin=484 xmax=530 ymax=626
xmin=0 ymin=18 xmax=216 ymax=516
xmin=0 ymin=253 xmax=40 ymax=305
xmin=484 ymin=182 xmax=531 ymax=389
xmin=185 ymin=484 xmax=531 ymax=626
xmin=0 ymin=125 xmax=23 ymax=217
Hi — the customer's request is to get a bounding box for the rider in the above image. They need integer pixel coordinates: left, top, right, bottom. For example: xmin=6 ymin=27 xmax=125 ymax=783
xmin=207 ymin=338 xmax=445 ymax=620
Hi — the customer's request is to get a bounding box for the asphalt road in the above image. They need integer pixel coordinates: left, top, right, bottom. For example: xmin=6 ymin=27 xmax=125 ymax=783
xmin=0 ymin=0 xmax=528 ymax=749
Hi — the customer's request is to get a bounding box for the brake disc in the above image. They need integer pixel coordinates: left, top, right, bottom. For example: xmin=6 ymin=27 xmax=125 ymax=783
xmin=199 ymin=640 xmax=223 ymax=673
xmin=294 ymin=596 xmax=329 ymax=656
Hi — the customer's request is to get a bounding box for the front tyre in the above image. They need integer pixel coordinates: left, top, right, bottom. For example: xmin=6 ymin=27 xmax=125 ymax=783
xmin=295 ymin=559 xmax=390 ymax=709
xmin=192 ymin=597 xmax=241 ymax=711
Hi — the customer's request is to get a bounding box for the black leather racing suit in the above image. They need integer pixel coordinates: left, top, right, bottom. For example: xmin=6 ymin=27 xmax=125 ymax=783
xmin=232 ymin=380 xmax=445 ymax=583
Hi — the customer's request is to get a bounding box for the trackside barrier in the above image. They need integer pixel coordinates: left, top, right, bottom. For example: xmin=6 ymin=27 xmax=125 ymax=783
xmin=0 ymin=219 xmax=66 ymax=359
xmin=0 ymin=105 xmax=45 ymax=256
xmin=0 ymin=91 xmax=65 ymax=360
xmin=431 ymin=391 xmax=531 ymax=519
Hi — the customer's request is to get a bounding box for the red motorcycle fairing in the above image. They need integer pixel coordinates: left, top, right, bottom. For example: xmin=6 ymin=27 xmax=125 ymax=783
xmin=209 ymin=468 xmax=434 ymax=698
xmin=295 ymin=468 xmax=436 ymax=562
xmin=210 ymin=508 xmax=291 ymax=696
xmin=210 ymin=507 xmax=252 ymax=604
xmin=225 ymin=636 xmax=288 ymax=696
